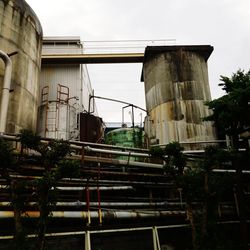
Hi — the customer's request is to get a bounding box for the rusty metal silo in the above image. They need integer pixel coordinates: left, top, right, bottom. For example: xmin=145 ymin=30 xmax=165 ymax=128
xmin=142 ymin=45 xmax=216 ymax=146
xmin=0 ymin=0 xmax=43 ymax=133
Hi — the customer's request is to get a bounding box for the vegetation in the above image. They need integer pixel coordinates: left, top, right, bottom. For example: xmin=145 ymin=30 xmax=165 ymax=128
xmin=0 ymin=130 xmax=80 ymax=250
xmin=204 ymin=69 xmax=250 ymax=144
xmin=0 ymin=69 xmax=249 ymax=249
xmin=204 ymin=69 xmax=250 ymax=250
xmin=150 ymin=70 xmax=249 ymax=250
xmin=150 ymin=143 xmax=239 ymax=250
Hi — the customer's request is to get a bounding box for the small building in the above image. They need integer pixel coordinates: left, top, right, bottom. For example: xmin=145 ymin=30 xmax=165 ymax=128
xmin=37 ymin=37 xmax=97 ymax=140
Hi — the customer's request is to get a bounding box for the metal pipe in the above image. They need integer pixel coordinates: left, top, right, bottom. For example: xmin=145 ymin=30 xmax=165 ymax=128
xmin=3 ymin=175 xmax=171 ymax=186
xmin=0 ymin=185 xmax=135 ymax=191
xmin=88 ymin=95 xmax=147 ymax=114
xmin=1 ymin=221 xmax=249 ymax=240
xmin=85 ymin=145 xmax=149 ymax=157
xmin=122 ymin=104 xmax=130 ymax=125
xmin=80 ymin=169 xmax=167 ymax=179
xmin=0 ymin=224 xmax=190 ymax=240
xmin=76 ymin=154 xmax=164 ymax=169
xmin=0 ymin=210 xmax=186 ymax=219
xmin=69 ymin=139 xmax=149 ymax=152
xmin=55 ymin=186 xmax=134 ymax=191
xmin=0 ymin=201 xmax=173 ymax=207
xmin=151 ymin=140 xmax=227 ymax=147
xmin=0 ymin=50 xmax=12 ymax=134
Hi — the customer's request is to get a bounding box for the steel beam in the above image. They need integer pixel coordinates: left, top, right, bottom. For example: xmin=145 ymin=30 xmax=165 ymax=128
xmin=41 ymin=53 xmax=144 ymax=64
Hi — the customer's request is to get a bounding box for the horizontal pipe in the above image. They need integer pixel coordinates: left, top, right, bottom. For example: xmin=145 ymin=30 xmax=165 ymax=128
xmin=212 ymin=169 xmax=250 ymax=174
xmin=0 ymin=134 xmax=18 ymax=141
xmin=85 ymin=146 xmax=149 ymax=158
xmin=0 ymin=210 xmax=186 ymax=219
xmin=0 ymin=185 xmax=134 ymax=191
xmin=0 ymin=175 xmax=172 ymax=187
xmin=56 ymin=186 xmax=134 ymax=191
xmin=1 ymin=221 xmax=250 ymax=240
xmin=1 ymin=134 xmax=248 ymax=157
xmin=80 ymin=169 xmax=167 ymax=179
xmin=0 ymin=201 xmax=176 ymax=208
xmin=0 ymin=224 xmax=190 ymax=240
xmin=75 ymin=155 xmax=164 ymax=169
xmin=61 ymin=178 xmax=171 ymax=186
xmin=151 ymin=140 xmax=227 ymax=147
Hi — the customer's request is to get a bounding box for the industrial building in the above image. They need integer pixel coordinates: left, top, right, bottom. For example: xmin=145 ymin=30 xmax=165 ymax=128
xmin=1 ymin=1 xmax=249 ymax=250
xmin=37 ymin=37 xmax=97 ymax=140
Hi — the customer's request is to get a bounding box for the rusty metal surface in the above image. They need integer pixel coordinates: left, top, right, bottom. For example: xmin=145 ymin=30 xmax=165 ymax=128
xmin=79 ymin=113 xmax=104 ymax=143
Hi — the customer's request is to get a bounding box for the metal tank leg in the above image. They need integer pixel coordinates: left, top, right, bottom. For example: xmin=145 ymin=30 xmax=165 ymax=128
xmin=152 ymin=226 xmax=161 ymax=250
xmin=85 ymin=230 xmax=91 ymax=250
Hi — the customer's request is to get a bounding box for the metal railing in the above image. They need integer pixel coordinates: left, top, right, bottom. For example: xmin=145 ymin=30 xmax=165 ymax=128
xmin=42 ymin=39 xmax=176 ymax=55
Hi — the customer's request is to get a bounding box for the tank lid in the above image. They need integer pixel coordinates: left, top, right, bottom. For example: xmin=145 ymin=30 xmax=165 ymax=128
xmin=4 ymin=0 xmax=43 ymax=35
xmin=141 ymin=45 xmax=213 ymax=81
xmin=144 ymin=45 xmax=213 ymax=62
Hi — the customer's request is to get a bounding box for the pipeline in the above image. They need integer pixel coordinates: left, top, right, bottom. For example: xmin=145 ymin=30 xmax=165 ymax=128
xmin=0 ymin=210 xmax=186 ymax=219
xmin=0 ymin=224 xmax=190 ymax=240
xmin=0 ymin=175 xmax=173 ymax=187
xmin=0 ymin=201 xmax=177 ymax=208
xmin=76 ymin=154 xmax=164 ymax=169
xmin=1 ymin=221 xmax=250 ymax=240
xmin=85 ymin=146 xmax=149 ymax=158
xmin=0 ymin=50 xmax=12 ymax=134
xmin=0 ymin=185 xmax=134 ymax=191
xmin=55 ymin=186 xmax=134 ymax=191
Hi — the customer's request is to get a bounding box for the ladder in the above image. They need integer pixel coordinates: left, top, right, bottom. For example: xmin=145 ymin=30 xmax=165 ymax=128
xmin=41 ymin=84 xmax=70 ymax=139
xmin=57 ymin=84 xmax=69 ymax=104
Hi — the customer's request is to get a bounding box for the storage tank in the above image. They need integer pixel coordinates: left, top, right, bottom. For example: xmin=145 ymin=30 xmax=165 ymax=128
xmin=0 ymin=0 xmax=43 ymax=133
xmin=142 ymin=45 xmax=216 ymax=146
xmin=105 ymin=127 xmax=143 ymax=149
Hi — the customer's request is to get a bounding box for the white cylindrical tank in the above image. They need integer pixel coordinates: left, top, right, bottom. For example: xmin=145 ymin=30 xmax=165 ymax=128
xmin=0 ymin=0 xmax=43 ymax=133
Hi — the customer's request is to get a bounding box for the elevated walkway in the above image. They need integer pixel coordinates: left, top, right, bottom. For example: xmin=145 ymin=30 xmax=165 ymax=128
xmin=41 ymin=52 xmax=144 ymax=64
xmin=41 ymin=39 xmax=175 ymax=64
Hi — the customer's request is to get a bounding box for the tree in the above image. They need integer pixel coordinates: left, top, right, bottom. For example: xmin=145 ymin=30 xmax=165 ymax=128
xmin=16 ymin=130 xmax=80 ymax=250
xmin=204 ymin=69 xmax=250 ymax=145
xmin=150 ymin=143 xmax=238 ymax=250
xmin=205 ymin=69 xmax=250 ymax=250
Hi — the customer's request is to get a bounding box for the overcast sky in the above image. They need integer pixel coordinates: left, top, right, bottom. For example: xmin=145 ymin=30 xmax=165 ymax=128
xmin=26 ymin=0 xmax=250 ymax=123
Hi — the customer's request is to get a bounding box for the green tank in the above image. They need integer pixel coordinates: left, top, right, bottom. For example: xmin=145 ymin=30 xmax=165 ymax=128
xmin=105 ymin=127 xmax=143 ymax=149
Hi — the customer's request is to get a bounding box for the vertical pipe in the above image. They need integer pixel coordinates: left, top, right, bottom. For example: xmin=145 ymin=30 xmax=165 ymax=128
xmin=85 ymin=186 xmax=91 ymax=225
xmin=0 ymin=50 xmax=12 ymax=134
xmin=85 ymin=230 xmax=91 ymax=250
xmin=97 ymin=186 xmax=102 ymax=224
xmin=97 ymin=163 xmax=102 ymax=225
xmin=131 ymin=105 xmax=135 ymax=128
xmin=152 ymin=226 xmax=161 ymax=250
xmin=122 ymin=106 xmax=125 ymax=125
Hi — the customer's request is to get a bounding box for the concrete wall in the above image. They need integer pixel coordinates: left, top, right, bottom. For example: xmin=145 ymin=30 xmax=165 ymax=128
xmin=0 ymin=0 xmax=43 ymax=133
xmin=142 ymin=46 xmax=216 ymax=145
